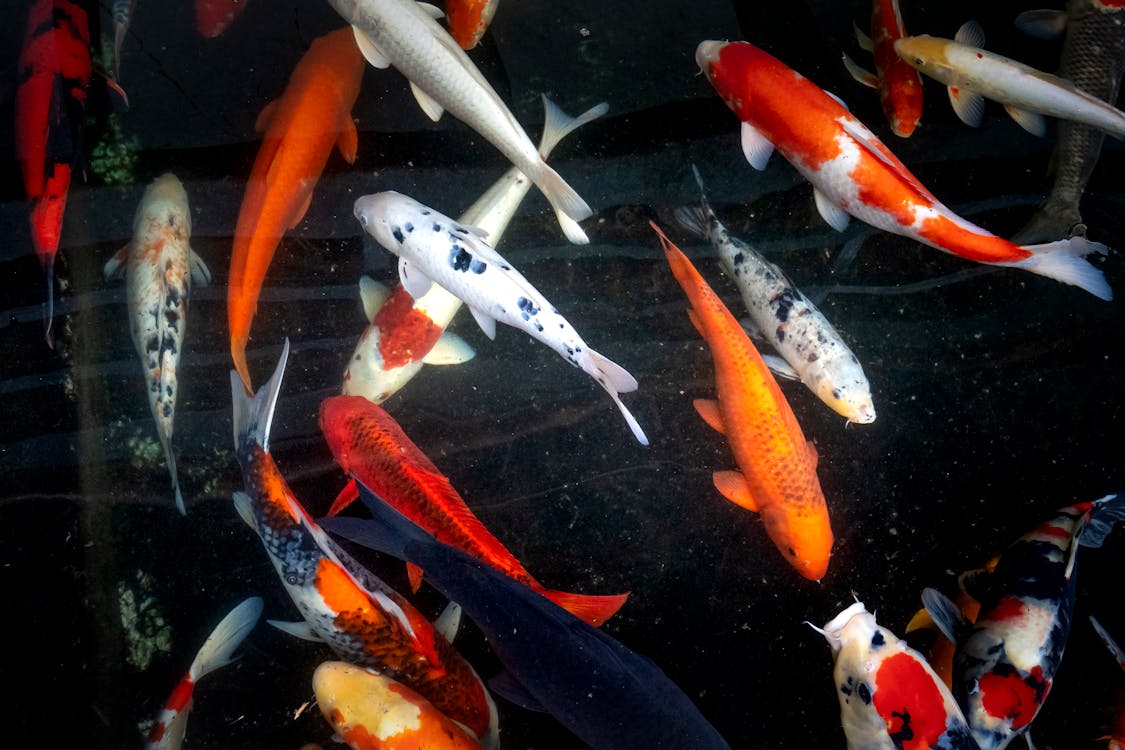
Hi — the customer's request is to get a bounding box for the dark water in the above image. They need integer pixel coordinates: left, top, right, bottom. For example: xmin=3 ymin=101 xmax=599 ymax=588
xmin=1 ymin=0 xmax=1123 ymax=748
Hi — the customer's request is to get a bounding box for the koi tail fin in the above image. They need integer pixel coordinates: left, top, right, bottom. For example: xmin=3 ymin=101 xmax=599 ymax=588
xmin=1009 ymin=236 xmax=1112 ymax=301
xmin=536 ymin=162 xmax=593 ymax=246
xmin=43 ymin=257 xmax=55 ymax=349
xmin=230 ymin=339 xmax=289 ymax=454
xmin=1080 ymin=493 xmax=1125 ymax=549
xmin=231 ymin=338 xmax=254 ymax=395
xmin=159 ymin=433 xmax=185 ymax=515
xmin=538 ymin=96 xmax=608 ymax=160
xmin=321 ymin=480 xmax=432 ymax=564
xmin=542 ymin=590 xmax=630 ymax=628
xmin=186 ymin=597 xmax=264 ymax=682
xmin=585 ymin=348 xmax=648 ymax=446
xmin=674 ymin=164 xmax=719 ymax=240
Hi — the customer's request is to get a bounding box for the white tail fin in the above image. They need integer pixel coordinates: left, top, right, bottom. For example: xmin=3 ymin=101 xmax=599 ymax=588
xmin=586 ymin=349 xmax=648 ymax=445
xmin=187 ymin=597 xmax=263 ymax=681
xmin=159 ymin=434 xmax=185 ymax=515
xmin=538 ymin=96 xmax=608 ymax=158
xmin=231 ymin=339 xmax=290 ymax=454
xmin=1009 ymin=236 xmax=1112 ymax=300
xmin=536 ymin=162 xmax=593 ymax=245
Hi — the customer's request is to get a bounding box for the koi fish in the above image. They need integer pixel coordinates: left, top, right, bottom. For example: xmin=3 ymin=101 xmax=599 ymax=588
xmin=923 ymin=493 xmax=1125 ymax=750
xmin=230 ymin=341 xmax=498 ymax=746
xmin=695 ymin=39 xmax=1113 ymax=301
xmin=145 ymin=597 xmax=263 ymax=750
xmin=194 ymin=0 xmax=252 ymax=38
xmin=343 ymin=96 xmax=607 ymax=405
xmin=322 ymin=481 xmax=733 ymax=750
xmin=651 ymin=222 xmax=832 ymax=581
xmin=445 ymin=0 xmax=500 ymax=50
xmin=16 ymin=0 xmax=92 ymax=346
xmin=353 ymin=191 xmax=648 ymax=446
xmin=1012 ymin=0 xmax=1125 ymax=244
xmin=313 ymin=661 xmax=485 ymax=749
xmin=228 ymin=27 xmax=365 ymax=392
xmin=104 ymin=174 xmax=212 ymax=515
xmin=675 ymin=166 xmax=875 ymax=425
xmin=1090 ymin=616 xmax=1125 ymax=750
xmin=895 ymin=21 xmax=1125 ymax=140
xmin=813 ymin=600 xmax=979 ymax=750
xmin=325 ymin=0 xmax=592 ymax=243
xmin=319 ymin=394 xmax=629 ymax=625
xmin=842 ymin=0 xmax=924 ymax=137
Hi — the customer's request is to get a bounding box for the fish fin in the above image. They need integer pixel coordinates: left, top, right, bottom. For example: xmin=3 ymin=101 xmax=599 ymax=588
xmin=320 ymin=481 xmax=428 ymax=563
xmin=398 ymin=257 xmax=434 ymax=299
xmin=359 ymin=276 xmax=392 ymax=322
xmin=955 ymin=20 xmax=986 ymax=48
xmin=161 ymin=434 xmax=185 ymax=515
xmin=674 ymin=205 xmax=709 ymax=238
xmin=948 ymin=87 xmax=985 ymax=128
xmin=254 ymin=100 xmax=278 ymax=133
xmin=468 ymin=306 xmax=497 ymax=340
xmin=1009 ymin=236 xmax=1112 ymax=301
xmin=739 ymin=317 xmax=764 ymax=339
xmin=958 ymin=567 xmax=992 ymax=601
xmin=1014 ymin=10 xmax=1068 ymax=40
xmin=713 ymin=470 xmax=758 ymax=511
xmin=422 ymin=331 xmax=476 ymax=365
xmin=1080 ymin=493 xmax=1125 ymax=548
xmin=853 ymin=22 xmax=874 ymax=52
xmin=842 ymin=53 xmax=878 ymax=89
xmin=433 ymin=600 xmax=461 ymax=641
xmin=1090 ymin=616 xmax=1125 ymax=669
xmin=905 ymin=606 xmax=936 ymax=634
xmin=410 ymin=81 xmax=445 ymax=122
xmin=230 ymin=339 xmax=289 ymax=453
xmin=407 ymin=562 xmax=425 ymax=593
xmin=190 ymin=250 xmax=212 ymax=287
xmin=536 ymin=163 xmax=593 ymax=244
xmin=103 ymin=245 xmax=129 ymax=280
xmin=337 ymin=118 xmax=359 ymax=164
xmin=232 ymin=491 xmax=257 ymax=530
xmin=814 ymin=188 xmax=851 ymax=232
xmin=289 ymin=186 xmax=314 ymax=230
xmin=693 ymin=398 xmax=726 ymax=434
xmin=1025 ymin=731 xmax=1038 ymax=750
xmin=762 ymin=354 xmax=800 ymax=381
xmin=488 ymin=671 xmax=546 ymax=712
xmin=686 ymin=308 xmax=705 ymax=337
xmin=538 ymin=95 xmax=608 ymax=158
xmin=44 ymin=259 xmax=55 ymax=349
xmin=188 ymin=598 xmax=264 ymax=680
xmin=586 ymin=348 xmax=648 ymax=445
xmin=542 ymin=590 xmax=630 ymax=627
xmin=416 ymin=1 xmax=445 ymax=19
xmin=806 ymin=440 xmax=818 ymax=470
xmin=824 ymin=90 xmax=851 ymax=111
xmin=921 ymin=587 xmax=967 ymax=643
xmin=1004 ymin=105 xmax=1046 ymax=137
xmin=327 ymin=478 xmax=360 ymax=517
xmin=267 ymin=619 xmax=324 ymax=642
xmin=352 ymin=26 xmax=391 ymax=68
xmin=740 ymin=121 xmax=775 ymax=171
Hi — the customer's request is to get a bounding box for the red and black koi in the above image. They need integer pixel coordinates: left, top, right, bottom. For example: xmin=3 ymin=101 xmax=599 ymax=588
xmin=924 ymin=493 xmax=1125 ymax=750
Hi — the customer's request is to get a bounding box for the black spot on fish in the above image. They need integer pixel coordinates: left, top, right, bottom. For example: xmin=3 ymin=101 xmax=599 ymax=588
xmin=162 ymin=402 xmax=172 ymax=418
xmin=786 ymin=545 xmax=796 ymax=557
xmin=160 ymin=338 xmax=177 ymax=356
xmin=840 ymin=681 xmax=853 ymax=697
xmin=857 ymin=683 xmax=872 ymax=705
xmin=888 ymin=710 xmax=913 ymax=744
xmin=807 ymin=351 xmax=819 ymax=363
xmin=421 ymin=209 xmax=431 ymax=216
xmin=432 ymin=223 xmax=441 ymax=232
xmin=817 ymin=332 xmax=828 ymax=344
xmin=776 ymin=326 xmax=786 ymax=343
xmin=517 ymin=297 xmax=540 ymax=321
xmin=470 ymin=259 xmax=486 ymax=274
xmin=405 ymin=222 xmax=414 ymax=233
xmin=168 ymin=215 xmax=176 ymax=228
xmin=450 ymin=246 xmax=472 ymax=272
xmin=165 ymin=309 xmax=180 ymax=326
xmin=772 ymin=288 xmax=797 ymax=323
xmin=832 ymin=388 xmax=842 ymax=400
xmin=871 ymin=631 xmax=885 ymax=648
xmin=167 ymin=287 xmax=181 ymax=306
xmin=533 ymin=320 xmax=543 ymax=332
xmin=732 ymin=252 xmax=745 ymax=266
xmin=145 ymin=335 xmax=159 ymax=353
xmin=392 ymin=227 xmax=405 ymax=244
xmin=455 ymin=227 xmax=469 ymax=235
xmin=150 ymin=381 xmax=159 ymax=392
xmin=165 ymin=385 xmax=173 ymax=397
xmin=501 ymin=264 xmax=511 ymax=271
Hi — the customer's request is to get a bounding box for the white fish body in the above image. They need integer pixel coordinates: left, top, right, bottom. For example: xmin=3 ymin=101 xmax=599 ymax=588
xmin=353 ymin=191 xmax=647 ymax=445
xmin=104 ymin=174 xmax=211 ymax=514
xmin=675 ymin=169 xmax=875 ymax=424
xmin=895 ymin=21 xmax=1125 ymax=138
xmin=326 ymin=0 xmax=592 ymax=243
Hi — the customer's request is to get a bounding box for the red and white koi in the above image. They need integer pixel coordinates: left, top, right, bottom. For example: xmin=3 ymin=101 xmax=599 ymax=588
xmin=445 ymin=0 xmax=500 ymax=50
xmin=896 ymin=21 xmax=1125 ymax=139
xmin=695 ymin=40 xmax=1112 ymax=301
xmin=353 ymin=192 xmax=648 ymax=446
xmin=145 ymin=596 xmax=263 ymax=750
xmin=104 ymin=174 xmax=212 ymax=515
xmin=343 ymin=97 xmax=607 ymax=404
xmin=923 ymin=493 xmax=1125 ymax=750
xmin=675 ymin=167 xmax=875 ymax=424
xmin=814 ymin=600 xmax=978 ymax=750
xmin=324 ymin=0 xmax=592 ymax=243
xmin=842 ymin=0 xmax=924 ymax=137
xmin=230 ymin=341 xmax=498 ymax=747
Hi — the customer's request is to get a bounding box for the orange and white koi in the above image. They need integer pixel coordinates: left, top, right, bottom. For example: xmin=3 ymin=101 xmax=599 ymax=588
xmin=842 ymin=0 xmax=924 ymax=137
xmin=228 ymin=27 xmax=364 ymax=392
xmin=343 ymin=97 xmax=607 ymax=404
xmin=230 ymin=341 xmax=498 ymax=747
xmin=313 ymin=661 xmax=485 ymax=749
xmin=445 ymin=0 xmax=500 ymax=50
xmin=145 ymin=597 xmax=263 ymax=750
xmin=652 ymin=222 xmax=832 ymax=581
xmin=104 ymin=174 xmax=211 ymax=515
xmin=696 ymin=40 xmax=1112 ymax=301
xmin=814 ymin=600 xmax=978 ymax=749
xmin=16 ymin=0 xmax=92 ymax=346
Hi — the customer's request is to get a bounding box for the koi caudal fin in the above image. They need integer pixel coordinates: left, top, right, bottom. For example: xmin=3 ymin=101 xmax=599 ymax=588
xmin=543 ymin=590 xmax=630 ymax=628
xmin=1010 ymin=236 xmax=1112 ymax=301
xmin=188 ymin=597 xmax=264 ymax=681
xmin=231 ymin=339 xmax=289 ymax=454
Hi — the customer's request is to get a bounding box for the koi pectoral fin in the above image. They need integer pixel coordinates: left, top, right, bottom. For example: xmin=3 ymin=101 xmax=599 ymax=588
xmin=337 ymin=117 xmax=359 ymax=164
xmin=713 ymin=470 xmax=758 ymax=512
xmin=693 ymin=399 xmax=725 ymax=434
xmin=327 ymin=478 xmax=360 ymax=517
xmin=406 ymin=561 xmax=424 ymax=593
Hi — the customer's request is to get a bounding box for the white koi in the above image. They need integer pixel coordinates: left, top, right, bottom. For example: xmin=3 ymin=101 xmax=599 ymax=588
xmin=325 ymin=0 xmax=592 ymax=243
xmin=353 ymin=191 xmax=648 ymax=445
xmin=104 ymin=174 xmax=211 ymax=514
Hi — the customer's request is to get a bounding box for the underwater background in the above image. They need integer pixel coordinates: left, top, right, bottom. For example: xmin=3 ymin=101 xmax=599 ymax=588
xmin=1 ymin=0 xmax=1123 ymax=747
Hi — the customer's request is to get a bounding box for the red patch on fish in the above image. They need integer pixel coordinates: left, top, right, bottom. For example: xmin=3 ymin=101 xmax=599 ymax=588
xmin=987 ymin=596 xmax=1028 ymax=623
xmin=873 ymin=652 xmax=950 ymax=749
xmin=164 ymin=676 xmax=196 ymax=713
xmin=375 ymin=290 xmax=444 ymax=369
xmin=978 ymin=665 xmax=1050 ymax=729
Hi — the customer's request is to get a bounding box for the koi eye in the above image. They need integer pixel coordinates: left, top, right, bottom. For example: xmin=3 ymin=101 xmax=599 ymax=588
xmin=358 ymin=214 xmax=368 ymax=227
xmin=913 ymin=57 xmax=924 ymax=66
xmin=286 ymin=574 xmax=299 ymax=585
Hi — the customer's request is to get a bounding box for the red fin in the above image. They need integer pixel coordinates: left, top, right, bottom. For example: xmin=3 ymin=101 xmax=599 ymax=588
xmin=337 ymin=117 xmax=358 ymax=164
xmin=543 ymin=590 xmax=630 ymax=627
xmin=693 ymin=398 xmax=725 ymax=434
xmin=327 ymin=478 xmax=359 ymax=516
xmin=686 ymin=307 xmax=705 ymax=337
xmin=254 ymin=100 xmax=277 ymax=133
xmin=406 ymin=562 xmax=424 ymax=593
xmin=714 ymin=470 xmax=758 ymax=511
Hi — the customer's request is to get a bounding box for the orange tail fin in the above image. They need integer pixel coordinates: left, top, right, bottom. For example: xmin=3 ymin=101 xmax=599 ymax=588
xmin=543 ymin=590 xmax=630 ymax=627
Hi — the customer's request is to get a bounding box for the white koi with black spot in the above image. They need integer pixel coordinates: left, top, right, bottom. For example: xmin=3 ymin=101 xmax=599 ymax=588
xmin=353 ymin=191 xmax=648 ymax=446
xmin=105 ymin=174 xmax=211 ymax=514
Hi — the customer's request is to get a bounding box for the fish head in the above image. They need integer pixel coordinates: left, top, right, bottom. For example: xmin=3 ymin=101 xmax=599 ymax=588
xmin=893 ymin=36 xmax=957 ymax=85
xmin=694 ymin=40 xmax=773 ymax=120
xmin=354 ymin=191 xmax=425 ymax=253
xmin=762 ymin=498 xmax=833 ymax=581
xmin=815 ymin=378 xmax=876 ymax=425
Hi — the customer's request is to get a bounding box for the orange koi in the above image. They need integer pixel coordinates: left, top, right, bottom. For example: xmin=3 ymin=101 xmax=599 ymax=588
xmin=843 ymin=0 xmax=924 ymax=137
xmin=445 ymin=0 xmax=500 ymax=50
xmin=651 ymin=222 xmax=832 ymax=581
xmin=319 ymin=395 xmax=629 ymax=626
xmin=228 ymin=27 xmax=364 ymax=392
